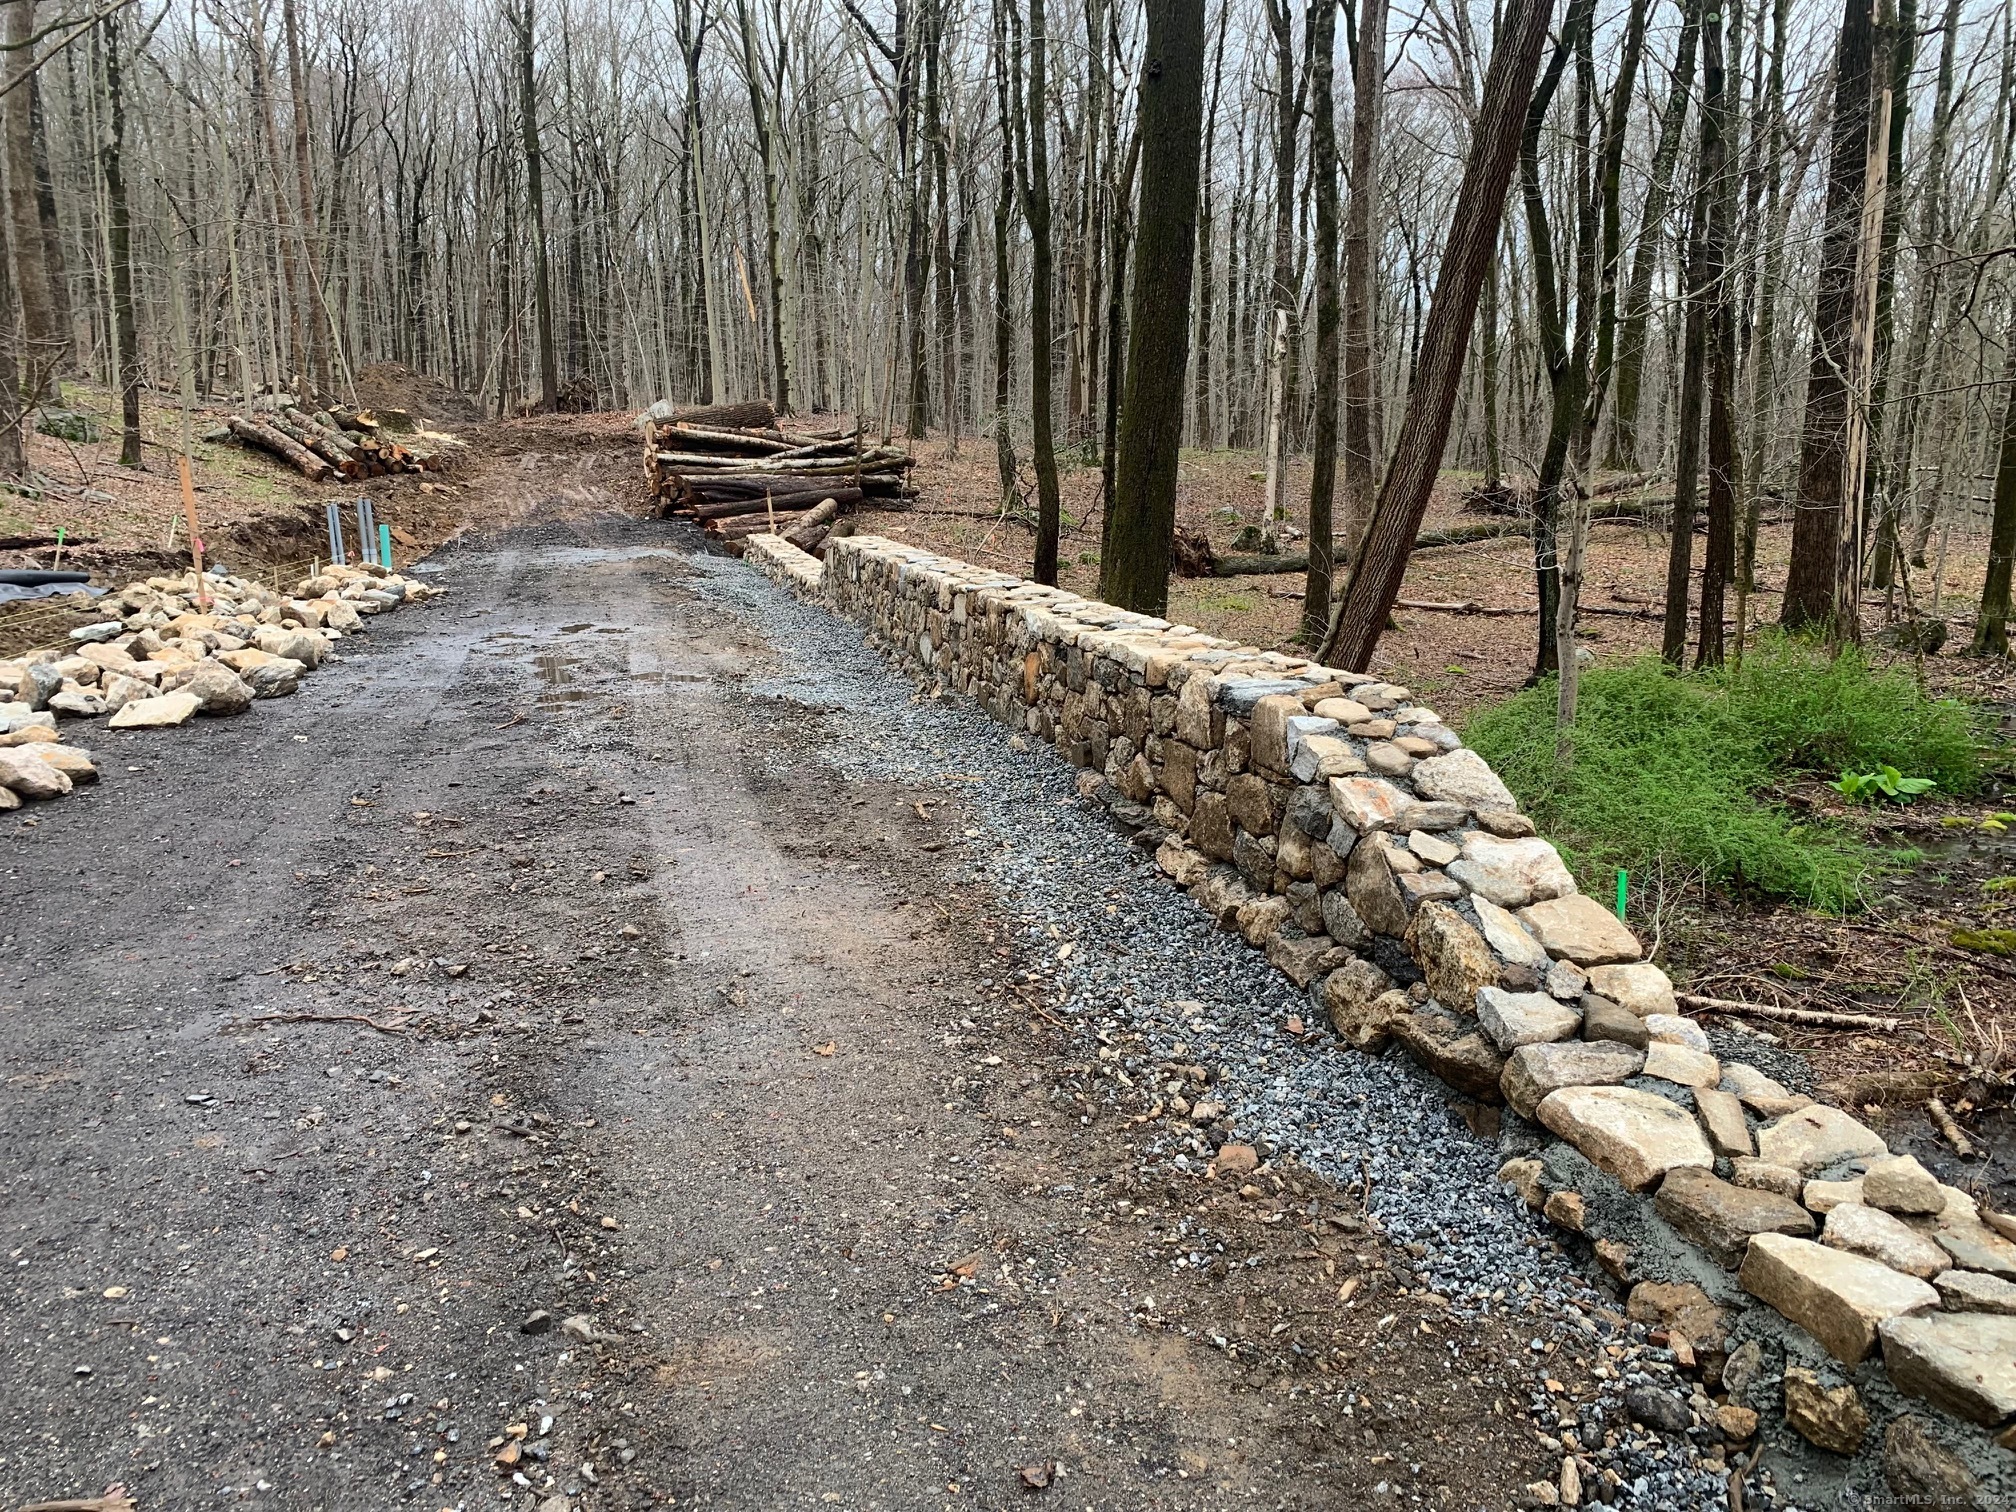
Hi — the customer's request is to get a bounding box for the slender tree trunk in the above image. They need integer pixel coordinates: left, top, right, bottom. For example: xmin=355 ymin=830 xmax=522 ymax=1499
xmin=282 ymin=0 xmax=331 ymax=396
xmin=1782 ymin=0 xmax=1876 ymax=633
xmin=1318 ymin=0 xmax=1555 ymax=669
xmin=1341 ymin=0 xmax=1386 ymax=547
xmin=5 ymin=0 xmax=57 ymax=394
xmin=101 ymin=12 xmax=141 ymax=467
xmin=1021 ymin=0 xmax=1063 ymax=584
xmin=1972 ymin=317 xmax=2016 ymax=657
xmin=1480 ymin=246 xmax=1501 ymax=487
xmin=1098 ymin=130 xmax=1140 ymax=537
xmin=1100 ymin=0 xmax=1205 ymax=614
xmin=1607 ymin=0 xmax=1702 ymax=469
xmin=991 ymin=0 xmax=1019 ymax=506
xmin=1191 ymin=4 xmax=1227 ymax=450
xmin=513 ymin=0 xmax=559 ymax=412
xmin=1304 ymin=0 xmax=1341 ymax=640
xmin=736 ymin=0 xmax=791 ymax=412
xmin=1697 ymin=5 xmax=1739 ymax=667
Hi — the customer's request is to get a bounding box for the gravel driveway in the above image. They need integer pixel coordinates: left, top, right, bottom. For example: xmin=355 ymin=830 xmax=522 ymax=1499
xmin=0 ymin=510 xmax=1741 ymax=1511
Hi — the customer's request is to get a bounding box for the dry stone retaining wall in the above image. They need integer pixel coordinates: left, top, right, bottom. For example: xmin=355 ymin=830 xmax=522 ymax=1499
xmin=750 ymin=529 xmax=2015 ymax=1472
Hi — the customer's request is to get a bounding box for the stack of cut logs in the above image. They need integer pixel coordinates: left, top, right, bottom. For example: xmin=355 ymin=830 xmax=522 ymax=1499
xmin=642 ymin=400 xmax=912 ymax=555
xmin=225 ymin=405 xmax=453 ymax=482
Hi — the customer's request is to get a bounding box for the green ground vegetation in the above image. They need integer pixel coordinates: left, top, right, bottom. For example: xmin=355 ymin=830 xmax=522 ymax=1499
xmin=1461 ymin=638 xmax=1987 ymax=911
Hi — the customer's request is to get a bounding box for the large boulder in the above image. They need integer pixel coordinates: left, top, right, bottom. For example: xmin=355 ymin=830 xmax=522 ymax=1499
xmin=252 ymin=625 xmax=326 ymax=668
xmin=1445 ymin=833 xmax=1577 ymax=909
xmin=1406 ymin=901 xmax=1499 ymax=1010
xmin=1408 ymin=748 xmax=1516 ymax=810
xmin=1822 ymin=1203 xmax=1952 ymax=1279
xmin=182 ymin=661 xmax=254 ymax=715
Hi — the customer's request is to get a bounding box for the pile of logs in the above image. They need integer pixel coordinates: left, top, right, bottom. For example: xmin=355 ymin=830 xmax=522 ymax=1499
xmin=222 ymin=405 xmax=456 ymax=482
xmin=642 ymin=399 xmax=912 ymax=553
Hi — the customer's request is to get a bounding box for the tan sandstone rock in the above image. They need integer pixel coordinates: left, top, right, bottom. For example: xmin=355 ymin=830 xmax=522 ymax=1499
xmin=1517 ymin=894 xmax=1642 ymax=966
xmin=1536 ymin=1085 xmax=1713 ymax=1192
xmin=1738 ymin=1233 xmax=1937 ymax=1363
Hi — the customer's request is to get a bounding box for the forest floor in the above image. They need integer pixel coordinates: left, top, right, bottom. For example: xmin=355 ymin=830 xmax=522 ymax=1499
xmin=1 ymin=500 xmax=1681 ymax=1512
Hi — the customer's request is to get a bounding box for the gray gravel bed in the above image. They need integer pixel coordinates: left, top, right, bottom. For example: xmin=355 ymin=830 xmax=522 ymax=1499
xmin=697 ymin=555 xmax=1783 ymax=1512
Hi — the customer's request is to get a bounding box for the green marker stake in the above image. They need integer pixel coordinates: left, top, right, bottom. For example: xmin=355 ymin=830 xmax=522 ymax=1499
xmin=51 ymin=526 xmax=65 ymax=571
xmin=1616 ymin=869 xmax=1628 ymax=920
xmin=379 ymin=522 xmax=393 ymax=569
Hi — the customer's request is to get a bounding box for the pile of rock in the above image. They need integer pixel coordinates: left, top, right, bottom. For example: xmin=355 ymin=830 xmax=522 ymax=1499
xmin=748 ymin=531 xmax=2013 ymax=1491
xmin=0 ymin=561 xmax=438 ymax=810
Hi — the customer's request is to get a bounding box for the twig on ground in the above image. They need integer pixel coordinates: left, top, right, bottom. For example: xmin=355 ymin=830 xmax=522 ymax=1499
xmin=246 ymin=1011 xmax=410 ymax=1035
xmin=1927 ymin=1096 xmax=1979 ymax=1158
xmin=1676 ymin=993 xmax=1900 ymax=1032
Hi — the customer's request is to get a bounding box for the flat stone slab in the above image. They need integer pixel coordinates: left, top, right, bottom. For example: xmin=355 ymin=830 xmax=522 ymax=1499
xmin=1756 ymin=1104 xmax=1889 ymax=1175
xmin=1879 ymin=1311 xmax=2016 ymax=1426
xmin=105 ymin=690 xmax=201 ymax=729
xmin=1500 ymin=1040 xmax=1644 ymax=1121
xmin=1582 ymin=994 xmax=1651 ymax=1051
xmin=1721 ymin=1062 xmax=1812 ymax=1117
xmin=1694 ymin=1086 xmax=1753 ymax=1157
xmin=1655 ymin=1166 xmax=1815 ymax=1266
xmin=1475 ymin=986 xmax=1580 ymax=1053
xmin=1642 ymin=1041 xmax=1720 ymax=1088
xmin=1822 ymin=1202 xmax=1951 ymax=1279
xmin=1585 ymin=963 xmax=1677 ymax=1017
xmin=1739 ymin=1232 xmax=1939 ymax=1363
xmin=1934 ymin=1269 xmax=2016 ymax=1315
xmin=1517 ymin=894 xmax=1642 ymax=966
xmin=1924 ymin=1189 xmax=2016 ymax=1281
xmin=1537 ymin=1084 xmax=1713 ymax=1193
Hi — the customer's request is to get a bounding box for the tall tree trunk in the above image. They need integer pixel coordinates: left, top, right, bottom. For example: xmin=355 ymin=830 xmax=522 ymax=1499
xmin=1972 ymin=317 xmax=2016 ymax=656
xmin=1872 ymin=0 xmax=1946 ymax=592
xmin=1518 ymin=0 xmax=1596 ymax=682
xmin=1318 ymin=0 xmax=1554 ymax=669
xmin=1098 ymin=130 xmax=1140 ymax=537
xmin=1781 ymin=0 xmax=1876 ymax=634
xmin=1341 ymin=0 xmax=1387 ymax=547
xmin=1480 ymin=246 xmax=1501 ymax=487
xmin=1606 ymin=0 xmax=1702 ymax=469
xmin=27 ymin=60 xmax=67 ymax=367
xmin=101 ymin=12 xmax=141 ymax=467
xmin=5 ymin=0 xmax=58 ymax=393
xmin=1100 ymin=0 xmax=1205 ymax=614
xmin=736 ymin=0 xmax=791 ymax=412
xmin=1304 ymin=0 xmax=1341 ymax=640
xmin=1697 ymin=4 xmax=1739 ymax=667
xmin=283 ymin=0 xmax=332 ymax=396
xmin=1191 ymin=5 xmax=1227 ymax=448
xmin=513 ymin=0 xmax=559 ymax=412
xmin=991 ymin=0 xmax=1019 ymax=506
xmin=1262 ymin=0 xmax=1298 ymax=492
xmin=1021 ymin=0 xmax=1063 ymax=584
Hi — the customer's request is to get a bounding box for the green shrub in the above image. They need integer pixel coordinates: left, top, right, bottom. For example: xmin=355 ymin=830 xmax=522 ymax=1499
xmin=1461 ymin=643 xmax=1986 ymax=911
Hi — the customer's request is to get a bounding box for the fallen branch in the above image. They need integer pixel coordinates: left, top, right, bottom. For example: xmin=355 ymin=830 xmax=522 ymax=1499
xmin=246 ymin=1011 xmax=410 ymax=1035
xmin=1927 ymin=1096 xmax=1980 ymax=1158
xmin=1676 ymin=992 xmax=1901 ymax=1032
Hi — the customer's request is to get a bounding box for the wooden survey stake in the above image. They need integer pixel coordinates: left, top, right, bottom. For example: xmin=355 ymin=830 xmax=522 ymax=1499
xmin=179 ymin=454 xmax=209 ymax=610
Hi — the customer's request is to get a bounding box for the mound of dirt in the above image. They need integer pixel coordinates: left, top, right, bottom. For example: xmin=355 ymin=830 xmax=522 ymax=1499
xmin=351 ymin=362 xmax=486 ymax=425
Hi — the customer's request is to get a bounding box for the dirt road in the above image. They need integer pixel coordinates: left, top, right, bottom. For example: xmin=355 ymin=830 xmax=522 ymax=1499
xmin=2 ymin=507 xmax=1669 ymax=1511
